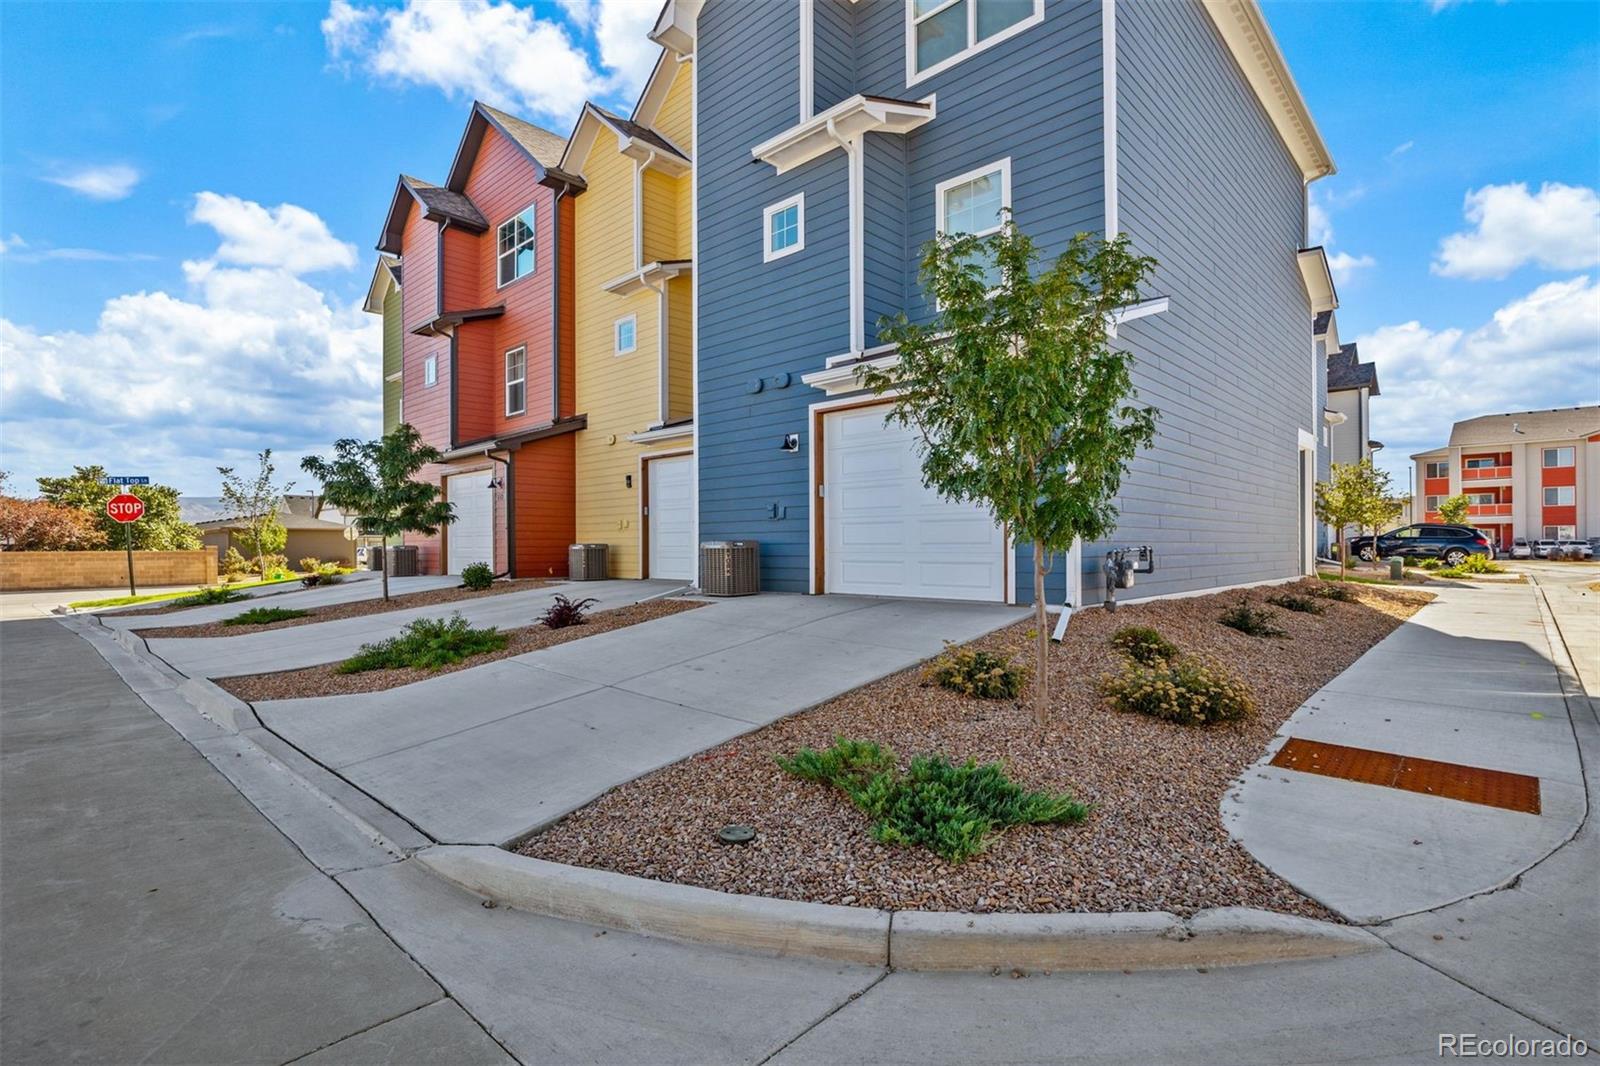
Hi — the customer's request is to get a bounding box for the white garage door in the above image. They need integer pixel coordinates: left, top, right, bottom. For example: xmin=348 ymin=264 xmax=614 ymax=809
xmin=647 ymin=455 xmax=694 ymax=581
xmin=445 ymin=471 xmax=494 ymax=576
xmin=823 ymin=406 xmax=1006 ymax=601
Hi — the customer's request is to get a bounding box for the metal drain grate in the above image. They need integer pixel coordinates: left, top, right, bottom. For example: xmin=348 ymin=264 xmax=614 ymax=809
xmin=1269 ymin=737 xmax=1541 ymax=815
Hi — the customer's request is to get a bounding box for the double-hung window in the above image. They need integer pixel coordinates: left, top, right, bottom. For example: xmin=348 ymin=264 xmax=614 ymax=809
xmin=497 ymin=205 xmax=536 ymax=286
xmin=1544 ymin=485 xmax=1575 ymax=507
xmin=763 ymin=194 xmax=804 ymax=262
xmin=1543 ymin=446 xmax=1575 ymax=468
xmin=909 ymin=0 xmax=1043 ymax=83
xmin=1425 ymin=461 xmax=1448 ymax=479
xmin=504 ymin=347 xmax=526 ymax=416
xmin=936 ymin=158 xmax=1011 ymax=289
xmin=1425 ymin=495 xmax=1442 ymax=511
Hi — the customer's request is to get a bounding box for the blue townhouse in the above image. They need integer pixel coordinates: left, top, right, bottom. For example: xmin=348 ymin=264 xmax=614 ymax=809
xmin=651 ymin=0 xmax=1340 ymax=605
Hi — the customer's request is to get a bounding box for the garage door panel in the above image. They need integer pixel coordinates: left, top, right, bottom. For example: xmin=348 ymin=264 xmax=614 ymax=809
xmin=823 ymin=407 xmax=1004 ymax=602
xmin=445 ymin=472 xmax=494 ymax=576
xmin=647 ymin=456 xmax=694 ymax=581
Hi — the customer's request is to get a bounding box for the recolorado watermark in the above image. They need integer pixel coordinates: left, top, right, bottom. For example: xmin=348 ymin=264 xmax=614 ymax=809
xmin=1440 ymin=1033 xmax=1589 ymax=1058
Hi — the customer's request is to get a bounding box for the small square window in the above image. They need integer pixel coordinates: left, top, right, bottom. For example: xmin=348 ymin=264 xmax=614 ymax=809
xmin=763 ymin=194 xmax=805 ymax=262
xmin=424 ymin=355 xmax=438 ymax=387
xmin=936 ymin=158 xmax=1011 ymax=290
xmin=614 ymin=315 xmax=637 ymax=355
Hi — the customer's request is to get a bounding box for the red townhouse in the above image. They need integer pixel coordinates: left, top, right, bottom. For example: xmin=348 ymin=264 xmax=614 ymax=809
xmin=377 ymin=103 xmax=586 ymax=577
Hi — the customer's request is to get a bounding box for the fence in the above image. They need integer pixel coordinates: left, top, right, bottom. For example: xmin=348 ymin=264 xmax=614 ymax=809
xmin=0 ymin=551 xmax=219 ymax=591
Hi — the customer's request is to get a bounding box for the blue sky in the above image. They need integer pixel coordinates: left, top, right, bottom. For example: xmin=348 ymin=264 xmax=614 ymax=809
xmin=1 ymin=0 xmax=1596 ymax=498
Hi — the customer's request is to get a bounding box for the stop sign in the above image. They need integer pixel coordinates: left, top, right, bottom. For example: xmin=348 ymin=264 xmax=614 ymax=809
xmin=106 ymin=493 xmax=145 ymax=523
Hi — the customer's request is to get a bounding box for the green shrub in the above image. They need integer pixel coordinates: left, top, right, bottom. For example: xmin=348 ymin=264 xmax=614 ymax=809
xmin=337 ymin=613 xmax=508 ymax=673
xmin=1109 ymin=625 xmax=1178 ymax=666
xmin=924 ymin=644 xmax=1028 ymax=699
xmin=1099 ymin=656 xmax=1256 ymax=726
xmin=540 ymin=594 xmax=597 ymax=629
xmin=221 ymin=546 xmax=250 ymax=576
xmin=297 ymin=557 xmax=323 ymax=574
xmin=776 ymin=738 xmax=1089 ymax=863
xmin=177 ymin=586 xmax=248 ymax=607
xmin=1218 ymin=598 xmax=1286 ymax=637
xmin=1265 ymin=591 xmax=1324 ymax=615
xmin=254 ymin=553 xmax=289 ymax=575
xmin=300 ymin=563 xmax=347 ymax=589
xmin=1312 ymin=581 xmax=1356 ymax=603
xmin=1451 ymin=552 xmax=1504 ymax=575
xmin=460 ymin=561 xmax=494 ymax=591
xmin=224 ymin=606 xmax=311 ymax=627
xmin=222 ymin=572 xmax=246 ymax=584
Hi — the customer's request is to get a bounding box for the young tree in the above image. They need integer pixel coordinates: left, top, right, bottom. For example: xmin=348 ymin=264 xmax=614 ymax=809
xmin=866 ymin=224 xmax=1159 ymax=726
xmin=1436 ymin=493 xmax=1471 ymax=526
xmin=35 ymin=465 xmax=200 ymax=550
xmin=299 ymin=423 xmax=455 ymax=601
xmin=218 ymin=450 xmax=294 ymax=577
xmin=1316 ymin=460 xmax=1394 ymax=574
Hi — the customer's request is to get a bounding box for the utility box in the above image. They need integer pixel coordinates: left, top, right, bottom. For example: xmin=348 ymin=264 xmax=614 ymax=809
xmin=568 ymin=543 xmax=610 ymax=581
xmin=700 ymin=541 xmax=760 ymax=596
xmin=1388 ymin=556 xmax=1404 ymax=580
xmin=389 ymin=545 xmax=419 ymax=577
xmin=367 ymin=545 xmax=385 ymax=572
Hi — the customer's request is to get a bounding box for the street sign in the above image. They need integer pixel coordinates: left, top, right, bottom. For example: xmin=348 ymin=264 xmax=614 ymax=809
xmin=107 ymin=494 xmax=146 ymax=523
xmin=100 ymin=476 xmax=150 ymax=486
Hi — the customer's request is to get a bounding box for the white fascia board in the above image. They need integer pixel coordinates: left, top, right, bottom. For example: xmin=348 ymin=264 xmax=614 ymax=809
xmin=649 ymin=0 xmax=701 ymax=56
xmin=801 ymin=353 xmax=900 ymax=396
xmin=602 ymin=260 xmax=692 ymax=296
xmin=752 ymin=94 xmax=936 ymax=174
xmin=1296 ymin=247 xmax=1339 ymax=313
xmin=628 ymin=423 xmax=695 ymax=445
xmin=1323 ymin=408 xmax=1347 ymax=425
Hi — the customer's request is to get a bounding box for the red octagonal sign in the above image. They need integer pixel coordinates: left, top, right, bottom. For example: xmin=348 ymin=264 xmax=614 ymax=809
xmin=106 ymin=493 xmax=145 ymax=523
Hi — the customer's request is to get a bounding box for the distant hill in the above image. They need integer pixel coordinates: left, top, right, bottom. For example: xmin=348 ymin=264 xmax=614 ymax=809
xmin=178 ymin=497 xmax=231 ymax=524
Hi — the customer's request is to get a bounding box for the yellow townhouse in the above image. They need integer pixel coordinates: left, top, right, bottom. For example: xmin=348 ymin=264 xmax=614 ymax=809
xmin=561 ymin=48 xmax=695 ymax=581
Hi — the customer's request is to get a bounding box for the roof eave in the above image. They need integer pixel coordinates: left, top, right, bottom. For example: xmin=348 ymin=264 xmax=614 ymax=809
xmin=753 ymin=94 xmax=936 ymax=174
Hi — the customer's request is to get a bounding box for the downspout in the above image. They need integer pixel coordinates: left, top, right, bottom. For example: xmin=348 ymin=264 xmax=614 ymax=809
xmin=550 ymin=186 xmax=567 ymax=423
xmin=823 ymin=118 xmax=864 ymax=355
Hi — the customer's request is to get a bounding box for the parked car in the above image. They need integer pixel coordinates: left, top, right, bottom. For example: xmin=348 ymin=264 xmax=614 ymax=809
xmin=1510 ymin=538 xmax=1533 ymax=559
xmin=1348 ymin=524 xmax=1495 ymax=567
xmin=1534 ymin=539 xmax=1559 ymax=558
xmin=1552 ymin=540 xmax=1594 ymax=561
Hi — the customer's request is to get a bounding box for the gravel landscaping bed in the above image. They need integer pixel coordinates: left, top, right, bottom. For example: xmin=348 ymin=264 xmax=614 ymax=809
xmin=521 ymin=581 xmax=1432 ymax=919
xmin=133 ymin=579 xmax=551 ymax=637
xmin=218 ymin=598 xmax=705 ymax=702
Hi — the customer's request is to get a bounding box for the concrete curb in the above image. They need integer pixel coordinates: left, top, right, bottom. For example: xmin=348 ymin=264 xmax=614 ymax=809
xmin=415 ymin=845 xmax=1381 ymax=972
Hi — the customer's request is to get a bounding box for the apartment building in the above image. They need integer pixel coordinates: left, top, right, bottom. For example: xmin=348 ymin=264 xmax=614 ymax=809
xmin=561 ymin=50 xmax=697 ymax=580
xmin=373 ymin=103 xmax=586 ymax=577
xmin=1412 ymin=406 xmax=1600 ymax=547
xmin=676 ymin=0 xmax=1335 ymax=604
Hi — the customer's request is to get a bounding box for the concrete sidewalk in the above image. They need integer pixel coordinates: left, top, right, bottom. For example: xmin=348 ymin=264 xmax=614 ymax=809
xmin=255 ymin=594 xmax=1026 ymax=844
xmin=97 ymin=571 xmax=456 ymax=630
xmin=1229 ymin=580 xmax=1586 ymax=923
xmin=0 ymin=620 xmax=511 ymax=1064
xmin=142 ymin=579 xmax=681 ymax=678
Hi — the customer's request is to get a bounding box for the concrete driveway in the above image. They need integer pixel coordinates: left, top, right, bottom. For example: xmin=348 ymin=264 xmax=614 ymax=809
xmin=254 ymin=593 xmax=1026 ymax=845
xmin=138 ymin=579 xmax=678 ymax=678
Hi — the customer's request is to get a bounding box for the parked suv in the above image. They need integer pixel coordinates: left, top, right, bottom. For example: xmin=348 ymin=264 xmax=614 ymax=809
xmin=1510 ymin=538 xmax=1533 ymax=559
xmin=1348 ymin=524 xmax=1494 ymax=567
xmin=1551 ymin=540 xmax=1594 ymax=561
xmin=1534 ymin=539 xmax=1559 ymax=558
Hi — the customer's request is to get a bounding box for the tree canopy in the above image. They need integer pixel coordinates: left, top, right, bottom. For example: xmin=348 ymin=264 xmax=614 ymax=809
xmin=34 ymin=465 xmax=200 ymax=550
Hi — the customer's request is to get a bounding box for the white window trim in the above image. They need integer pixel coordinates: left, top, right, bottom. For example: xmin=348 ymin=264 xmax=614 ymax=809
xmin=762 ymin=193 xmax=806 ymax=262
xmin=423 ymin=354 xmax=438 ymax=387
xmin=906 ymin=0 xmax=1045 ymax=87
xmin=504 ymin=346 xmax=526 ymax=416
xmin=614 ymin=314 xmax=638 ymax=356
xmin=1544 ymin=486 xmax=1575 ymax=506
xmin=934 ymin=156 xmax=1012 ymax=239
xmin=496 ymin=203 xmax=538 ymax=289
xmin=1543 ymin=446 xmax=1575 ymax=468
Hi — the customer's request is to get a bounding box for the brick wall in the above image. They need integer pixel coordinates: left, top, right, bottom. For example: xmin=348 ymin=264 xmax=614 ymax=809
xmin=0 ymin=551 xmax=219 ymax=591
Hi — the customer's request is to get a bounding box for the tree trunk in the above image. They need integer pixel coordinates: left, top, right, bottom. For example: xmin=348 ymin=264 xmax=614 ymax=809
xmin=1338 ymin=530 xmax=1347 ymax=579
xmin=1033 ymin=540 xmax=1049 ymax=727
xmin=381 ymin=544 xmax=391 ymax=602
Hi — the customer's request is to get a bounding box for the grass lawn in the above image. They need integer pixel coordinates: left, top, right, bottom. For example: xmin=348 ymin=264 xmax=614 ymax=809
xmin=70 ymin=574 xmax=305 ymax=609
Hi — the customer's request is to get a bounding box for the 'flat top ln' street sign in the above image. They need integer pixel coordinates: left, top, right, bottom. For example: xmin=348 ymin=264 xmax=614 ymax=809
xmin=100 ymin=476 xmax=151 ymax=485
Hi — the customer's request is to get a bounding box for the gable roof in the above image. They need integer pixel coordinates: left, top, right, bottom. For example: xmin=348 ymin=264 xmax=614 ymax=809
xmin=560 ymin=99 xmax=690 ymax=176
xmin=445 ymin=101 xmax=584 ymax=194
xmin=363 ymin=254 xmax=400 ymax=314
xmin=1448 ymin=406 xmax=1600 ymax=447
xmin=1313 ymin=309 xmax=1333 ymax=335
xmin=594 ymin=104 xmax=688 ymax=160
xmin=376 ymin=175 xmax=489 ymax=254
xmin=1326 ymin=342 xmax=1378 ymax=395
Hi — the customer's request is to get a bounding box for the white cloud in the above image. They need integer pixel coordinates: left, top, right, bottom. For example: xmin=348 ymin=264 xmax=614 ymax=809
xmin=1327 ymin=251 xmax=1377 ymax=286
xmin=325 ymin=0 xmax=601 ymax=124
xmin=43 ymin=163 xmax=141 ymax=201
xmin=190 ymin=191 xmax=356 ymax=274
xmin=591 ymin=0 xmax=661 ymax=102
xmin=1432 ymin=182 xmax=1600 ymax=280
xmin=0 ymin=195 xmax=379 ymax=495
xmin=0 ymin=234 xmax=26 ymax=254
xmin=1357 ymin=275 xmax=1600 ymax=467
xmin=1387 ymin=140 xmax=1414 ymax=160
xmin=1307 ymin=199 xmax=1333 ymax=247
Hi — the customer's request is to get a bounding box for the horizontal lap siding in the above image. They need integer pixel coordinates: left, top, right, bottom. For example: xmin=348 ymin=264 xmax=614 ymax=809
xmin=382 ymin=283 xmax=403 ymax=432
xmin=455 ymin=326 xmax=498 ymax=443
xmin=814 ymin=0 xmax=857 ymax=113
xmin=699 ymin=0 xmax=848 ymax=593
xmin=1096 ymin=0 xmax=1312 ymax=602
xmin=400 ymin=210 xmax=449 ymax=450
xmin=463 ymin=126 xmax=559 ymax=434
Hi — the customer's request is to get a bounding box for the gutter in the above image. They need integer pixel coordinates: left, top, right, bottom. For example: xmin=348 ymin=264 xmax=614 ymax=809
xmin=550 ymin=186 xmax=566 ymax=422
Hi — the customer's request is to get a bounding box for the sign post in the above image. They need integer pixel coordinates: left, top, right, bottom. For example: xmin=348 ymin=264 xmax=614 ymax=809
xmin=106 ymin=490 xmax=147 ymax=597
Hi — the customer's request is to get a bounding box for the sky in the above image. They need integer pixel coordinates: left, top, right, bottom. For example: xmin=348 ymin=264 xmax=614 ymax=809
xmin=1 ymin=0 xmax=1597 ymax=499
